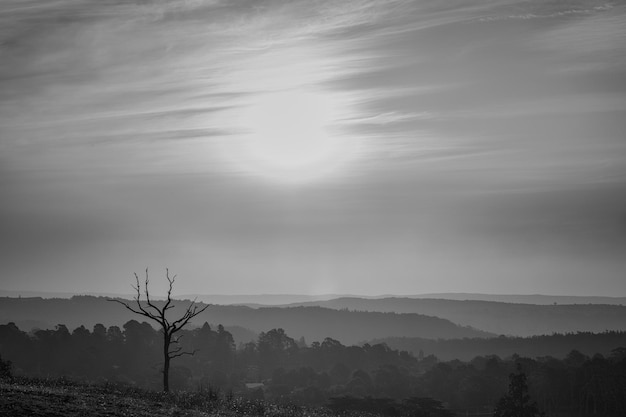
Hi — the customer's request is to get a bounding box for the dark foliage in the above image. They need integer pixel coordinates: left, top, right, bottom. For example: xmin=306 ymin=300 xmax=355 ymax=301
xmin=372 ymin=331 xmax=626 ymax=361
xmin=0 ymin=354 xmax=12 ymax=380
xmin=1 ymin=321 xmax=626 ymax=415
xmin=493 ymin=364 xmax=544 ymax=417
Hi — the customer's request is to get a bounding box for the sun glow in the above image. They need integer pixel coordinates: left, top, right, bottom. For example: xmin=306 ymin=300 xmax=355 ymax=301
xmin=224 ymin=89 xmax=358 ymax=183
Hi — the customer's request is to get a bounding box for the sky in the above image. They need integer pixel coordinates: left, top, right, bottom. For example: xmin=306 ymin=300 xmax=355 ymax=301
xmin=1 ymin=0 xmax=625 ymax=297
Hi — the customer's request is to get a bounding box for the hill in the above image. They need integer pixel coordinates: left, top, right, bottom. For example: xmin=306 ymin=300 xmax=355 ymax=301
xmin=0 ymin=379 xmax=189 ymax=417
xmin=4 ymin=290 xmax=625 ymax=306
xmin=0 ymin=290 xmax=352 ymax=305
xmin=369 ymin=331 xmax=626 ymax=361
xmin=405 ymin=293 xmax=626 ymax=305
xmin=0 ymin=296 xmax=491 ymax=345
xmin=286 ymin=297 xmax=626 ymax=336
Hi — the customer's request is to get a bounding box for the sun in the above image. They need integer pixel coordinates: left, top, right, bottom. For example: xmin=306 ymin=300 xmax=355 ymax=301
xmin=226 ymin=89 xmax=357 ymax=183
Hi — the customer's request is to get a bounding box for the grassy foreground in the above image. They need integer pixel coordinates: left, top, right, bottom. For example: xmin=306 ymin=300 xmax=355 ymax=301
xmin=1 ymin=379 xmax=207 ymax=417
xmin=0 ymin=377 xmax=351 ymax=417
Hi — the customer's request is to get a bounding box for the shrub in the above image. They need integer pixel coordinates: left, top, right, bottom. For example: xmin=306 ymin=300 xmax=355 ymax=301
xmin=0 ymin=354 xmax=13 ymax=380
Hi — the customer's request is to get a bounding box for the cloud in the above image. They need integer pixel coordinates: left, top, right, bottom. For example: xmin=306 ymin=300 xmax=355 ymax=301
xmin=535 ymin=12 xmax=626 ymax=58
xmin=345 ymin=111 xmax=438 ymax=125
xmin=477 ymin=2 xmax=614 ymax=22
xmin=1 ymin=2 xmax=626 ymax=297
xmin=0 ymin=0 xmax=429 ymax=180
xmin=456 ymin=94 xmax=626 ymax=119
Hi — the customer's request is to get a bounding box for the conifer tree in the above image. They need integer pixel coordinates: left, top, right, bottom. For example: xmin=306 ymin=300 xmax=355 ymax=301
xmin=493 ymin=363 xmax=545 ymax=417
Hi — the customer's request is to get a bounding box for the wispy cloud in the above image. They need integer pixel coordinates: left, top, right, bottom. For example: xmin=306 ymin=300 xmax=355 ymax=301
xmin=345 ymin=111 xmax=439 ymax=125
xmin=0 ymin=0 xmax=465 ymax=180
xmin=534 ymin=12 xmax=626 ymax=57
xmin=477 ymin=2 xmax=614 ymax=22
xmin=1 ymin=0 xmax=626 ymax=296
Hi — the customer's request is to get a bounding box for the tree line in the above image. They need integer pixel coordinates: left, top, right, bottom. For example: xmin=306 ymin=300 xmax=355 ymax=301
xmin=372 ymin=331 xmax=626 ymax=361
xmin=1 ymin=320 xmax=625 ymax=415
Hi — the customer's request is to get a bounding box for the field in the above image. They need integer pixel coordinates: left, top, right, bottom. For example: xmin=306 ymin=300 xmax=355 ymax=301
xmin=0 ymin=378 xmax=348 ymax=417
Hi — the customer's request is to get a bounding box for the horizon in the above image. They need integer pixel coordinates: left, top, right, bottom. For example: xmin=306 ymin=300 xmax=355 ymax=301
xmin=3 ymin=288 xmax=626 ymax=301
xmin=1 ymin=1 xmax=625 ymax=297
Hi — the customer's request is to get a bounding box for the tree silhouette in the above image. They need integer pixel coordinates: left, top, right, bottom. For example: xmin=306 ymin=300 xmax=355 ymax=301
xmin=258 ymin=328 xmax=298 ymax=376
xmin=109 ymin=269 xmax=208 ymax=391
xmin=493 ymin=363 xmax=544 ymax=417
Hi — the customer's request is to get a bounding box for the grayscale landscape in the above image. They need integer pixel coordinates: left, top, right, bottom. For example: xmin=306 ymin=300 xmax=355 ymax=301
xmin=1 ymin=0 xmax=625 ymax=416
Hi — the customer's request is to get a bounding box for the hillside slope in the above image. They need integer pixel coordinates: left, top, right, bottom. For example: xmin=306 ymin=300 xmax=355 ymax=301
xmin=0 ymin=380 xmax=202 ymax=417
xmin=0 ymin=378 xmax=341 ymax=417
xmin=0 ymin=296 xmax=492 ymax=345
xmin=287 ymin=297 xmax=626 ymax=336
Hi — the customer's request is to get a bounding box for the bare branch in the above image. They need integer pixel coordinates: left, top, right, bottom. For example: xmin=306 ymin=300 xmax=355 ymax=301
xmin=107 ymin=298 xmax=159 ymax=321
xmin=126 ymin=273 xmax=160 ymax=320
xmin=136 ymin=269 xmax=166 ymax=325
xmin=109 ymin=268 xmax=210 ymax=392
xmin=171 ymin=299 xmax=209 ymax=333
xmin=108 ymin=298 xmax=142 ymax=315
xmin=132 ymin=273 xmax=141 ymax=300
xmin=171 ymin=334 xmax=184 ymax=346
xmin=167 ymin=333 xmax=200 ymax=359
xmin=163 ymin=268 xmax=175 ymax=309
xmin=169 ymin=349 xmax=199 ymax=359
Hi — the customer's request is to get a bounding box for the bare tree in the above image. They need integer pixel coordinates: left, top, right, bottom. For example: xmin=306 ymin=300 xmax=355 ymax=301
xmin=109 ymin=268 xmax=208 ymax=391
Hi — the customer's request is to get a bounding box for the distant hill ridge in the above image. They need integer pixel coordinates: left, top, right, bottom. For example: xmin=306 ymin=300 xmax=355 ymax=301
xmin=406 ymin=293 xmax=626 ymax=305
xmin=285 ymin=297 xmax=626 ymax=337
xmin=3 ymin=292 xmax=626 ymax=340
xmin=0 ymin=295 xmax=492 ymax=345
xmin=2 ymin=290 xmax=624 ymax=306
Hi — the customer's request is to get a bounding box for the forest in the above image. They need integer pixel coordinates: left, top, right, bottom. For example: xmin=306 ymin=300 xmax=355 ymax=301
xmin=1 ymin=320 xmax=625 ymax=416
xmin=372 ymin=331 xmax=626 ymax=361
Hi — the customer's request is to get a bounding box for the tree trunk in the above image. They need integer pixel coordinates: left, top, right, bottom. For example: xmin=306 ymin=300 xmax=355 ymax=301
xmin=163 ymin=333 xmax=171 ymax=392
